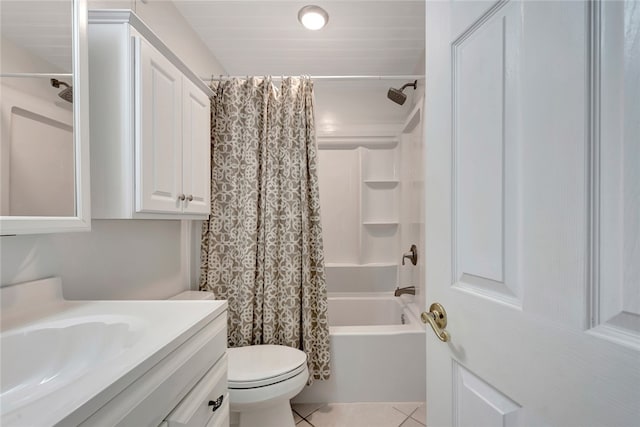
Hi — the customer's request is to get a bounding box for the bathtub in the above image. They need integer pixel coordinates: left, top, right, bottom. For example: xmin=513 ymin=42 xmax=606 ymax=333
xmin=293 ymin=293 xmax=426 ymax=403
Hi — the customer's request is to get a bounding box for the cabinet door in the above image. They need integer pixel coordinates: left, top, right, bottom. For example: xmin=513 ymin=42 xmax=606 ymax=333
xmin=182 ymin=77 xmax=211 ymax=215
xmin=135 ymin=36 xmax=183 ymax=214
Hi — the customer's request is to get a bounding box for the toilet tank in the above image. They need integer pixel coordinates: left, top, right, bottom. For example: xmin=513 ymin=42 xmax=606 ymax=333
xmin=170 ymin=291 xmax=216 ymax=301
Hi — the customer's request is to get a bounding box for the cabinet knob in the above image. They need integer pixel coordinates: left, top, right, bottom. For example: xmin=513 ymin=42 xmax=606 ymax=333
xmin=178 ymin=194 xmax=186 ymax=201
xmin=208 ymin=395 xmax=224 ymax=412
xmin=186 ymin=194 xmax=194 ymax=202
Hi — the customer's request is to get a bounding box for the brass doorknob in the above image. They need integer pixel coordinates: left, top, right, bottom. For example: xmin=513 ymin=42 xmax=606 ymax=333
xmin=421 ymin=302 xmax=450 ymax=342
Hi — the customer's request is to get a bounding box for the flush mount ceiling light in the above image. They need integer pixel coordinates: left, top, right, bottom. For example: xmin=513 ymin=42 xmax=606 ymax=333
xmin=298 ymin=5 xmax=329 ymax=30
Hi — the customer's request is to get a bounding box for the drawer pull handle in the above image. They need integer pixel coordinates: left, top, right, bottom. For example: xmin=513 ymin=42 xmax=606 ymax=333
xmin=208 ymin=395 xmax=224 ymax=413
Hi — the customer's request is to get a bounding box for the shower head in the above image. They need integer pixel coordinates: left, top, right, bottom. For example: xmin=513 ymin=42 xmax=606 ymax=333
xmin=50 ymin=78 xmax=73 ymax=103
xmin=387 ymin=80 xmax=417 ymax=105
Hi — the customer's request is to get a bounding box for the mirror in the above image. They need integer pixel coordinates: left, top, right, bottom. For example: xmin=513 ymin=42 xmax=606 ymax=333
xmin=0 ymin=0 xmax=90 ymax=235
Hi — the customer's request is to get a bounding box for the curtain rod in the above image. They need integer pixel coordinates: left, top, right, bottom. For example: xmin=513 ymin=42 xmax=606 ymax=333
xmin=203 ymin=75 xmax=424 ymax=82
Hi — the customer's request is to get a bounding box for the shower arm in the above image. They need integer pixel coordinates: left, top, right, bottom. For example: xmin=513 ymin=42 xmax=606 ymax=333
xmin=399 ymin=81 xmax=418 ymax=92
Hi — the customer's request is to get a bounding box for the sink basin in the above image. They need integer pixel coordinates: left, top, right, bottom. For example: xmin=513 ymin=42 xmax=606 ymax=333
xmin=0 ymin=277 xmax=227 ymax=426
xmin=0 ymin=315 xmax=144 ymax=414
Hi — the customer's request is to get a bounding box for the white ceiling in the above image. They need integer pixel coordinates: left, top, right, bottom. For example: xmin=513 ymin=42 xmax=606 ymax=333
xmin=173 ymin=1 xmax=425 ymax=76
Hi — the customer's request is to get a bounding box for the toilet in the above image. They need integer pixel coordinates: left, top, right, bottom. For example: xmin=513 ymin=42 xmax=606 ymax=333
xmin=170 ymin=291 xmax=309 ymax=427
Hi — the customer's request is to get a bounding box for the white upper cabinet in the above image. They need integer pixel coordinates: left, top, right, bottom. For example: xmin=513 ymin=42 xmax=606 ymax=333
xmin=88 ymin=10 xmax=212 ymax=219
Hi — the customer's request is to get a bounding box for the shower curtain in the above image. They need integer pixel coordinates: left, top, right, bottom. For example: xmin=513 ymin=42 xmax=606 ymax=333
xmin=199 ymin=77 xmax=330 ymax=381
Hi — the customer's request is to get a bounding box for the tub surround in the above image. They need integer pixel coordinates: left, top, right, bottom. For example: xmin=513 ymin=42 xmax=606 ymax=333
xmin=317 ymin=101 xmax=425 ymax=288
xmin=324 ymin=264 xmax=397 ymax=293
xmin=318 ymin=142 xmax=400 ymax=267
xmin=304 ymin=98 xmax=426 ymax=405
xmin=0 ymin=277 xmax=228 ymax=426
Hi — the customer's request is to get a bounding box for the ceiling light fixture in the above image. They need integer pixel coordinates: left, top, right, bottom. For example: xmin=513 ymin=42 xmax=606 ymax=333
xmin=298 ymin=5 xmax=329 ymax=31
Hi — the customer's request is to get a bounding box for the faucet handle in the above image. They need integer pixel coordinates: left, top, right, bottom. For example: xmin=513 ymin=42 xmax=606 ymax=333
xmin=402 ymin=244 xmax=418 ymax=266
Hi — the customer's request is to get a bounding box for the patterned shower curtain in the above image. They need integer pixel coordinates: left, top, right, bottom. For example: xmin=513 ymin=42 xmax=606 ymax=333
xmin=199 ymin=77 xmax=330 ymax=381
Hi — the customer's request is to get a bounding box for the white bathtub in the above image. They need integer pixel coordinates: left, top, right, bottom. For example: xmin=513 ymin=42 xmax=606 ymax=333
xmin=293 ymin=293 xmax=426 ymax=403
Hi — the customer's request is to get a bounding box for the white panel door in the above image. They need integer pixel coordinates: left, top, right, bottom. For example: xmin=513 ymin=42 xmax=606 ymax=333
xmin=181 ymin=77 xmax=211 ymax=215
xmin=136 ymin=36 xmax=182 ymax=214
xmin=423 ymin=1 xmax=640 ymax=426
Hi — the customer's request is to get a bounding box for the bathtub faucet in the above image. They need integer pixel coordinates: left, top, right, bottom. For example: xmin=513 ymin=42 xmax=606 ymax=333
xmin=394 ymin=286 xmax=416 ymax=297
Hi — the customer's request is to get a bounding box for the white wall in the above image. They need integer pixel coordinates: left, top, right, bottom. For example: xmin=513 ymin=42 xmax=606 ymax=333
xmin=1 ymin=220 xmax=185 ymax=299
xmin=1 ymin=1 xmax=224 ymax=299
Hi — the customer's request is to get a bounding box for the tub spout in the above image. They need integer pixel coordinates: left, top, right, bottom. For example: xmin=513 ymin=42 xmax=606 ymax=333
xmin=394 ymin=286 xmax=416 ymax=297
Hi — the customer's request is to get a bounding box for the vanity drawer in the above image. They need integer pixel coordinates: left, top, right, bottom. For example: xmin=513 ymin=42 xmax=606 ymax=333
xmin=160 ymin=398 xmax=228 ymax=427
xmin=164 ymin=354 xmax=228 ymax=427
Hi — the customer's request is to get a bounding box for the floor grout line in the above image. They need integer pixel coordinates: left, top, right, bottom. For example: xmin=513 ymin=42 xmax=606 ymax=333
xmin=410 ymin=405 xmax=427 ymax=426
xmin=293 ymin=406 xmax=317 ymax=426
xmin=407 ymin=406 xmax=422 ymax=424
xmin=294 ymin=402 xmax=425 ymax=427
xmin=299 ymin=413 xmax=316 ymax=427
xmin=301 ymin=408 xmax=318 ymax=427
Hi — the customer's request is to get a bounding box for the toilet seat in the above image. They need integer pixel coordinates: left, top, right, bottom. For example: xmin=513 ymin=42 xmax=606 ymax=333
xmin=228 ymin=344 xmax=307 ymax=389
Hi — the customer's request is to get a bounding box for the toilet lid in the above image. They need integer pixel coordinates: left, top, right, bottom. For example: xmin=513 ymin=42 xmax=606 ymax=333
xmin=227 ymin=344 xmax=308 ymax=389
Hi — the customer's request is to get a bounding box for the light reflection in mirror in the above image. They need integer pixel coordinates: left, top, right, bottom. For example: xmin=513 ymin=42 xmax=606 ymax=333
xmin=0 ymin=0 xmax=75 ymax=217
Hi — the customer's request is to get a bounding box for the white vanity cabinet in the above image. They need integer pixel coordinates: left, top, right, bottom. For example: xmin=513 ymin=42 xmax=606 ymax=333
xmin=88 ymin=10 xmax=212 ymax=219
xmin=0 ymin=278 xmax=228 ymax=427
xmin=78 ymin=311 xmax=229 ymax=427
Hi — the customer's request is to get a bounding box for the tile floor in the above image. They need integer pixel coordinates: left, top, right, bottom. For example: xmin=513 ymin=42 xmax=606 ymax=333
xmin=291 ymin=402 xmax=426 ymax=427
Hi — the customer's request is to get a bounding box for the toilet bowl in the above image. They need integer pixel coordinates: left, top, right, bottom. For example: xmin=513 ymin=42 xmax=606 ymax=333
xmin=228 ymin=344 xmax=308 ymax=427
xmin=170 ymin=291 xmax=309 ymax=427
